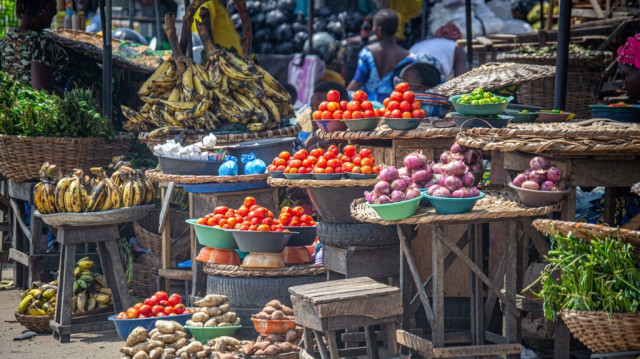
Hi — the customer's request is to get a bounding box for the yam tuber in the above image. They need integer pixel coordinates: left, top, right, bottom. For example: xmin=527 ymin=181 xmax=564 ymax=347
xmin=132 ymin=351 xmax=149 ymax=359
xmin=200 ymin=306 xmax=222 ymax=317
xmin=262 ymin=306 xmax=277 ymax=314
xmin=155 ymin=320 xmax=177 ymax=334
xmin=191 ymin=312 xmax=210 ymax=323
xmin=126 ymin=327 xmax=148 ymax=347
xmin=218 ymin=303 xmax=230 ymax=313
xmin=168 ymin=338 xmax=188 ymax=350
xmin=241 ymin=343 xmax=255 ymax=356
xmin=204 ymin=318 xmax=218 ymax=327
xmin=281 ymin=305 xmax=294 ymax=316
xmin=271 ymin=310 xmax=285 ymax=320
xmin=265 ymin=299 xmax=282 ymax=310
xmin=152 ymin=333 xmax=181 ymax=344
xmin=148 ymin=347 xmax=164 ymax=359
xmin=285 ymin=329 xmax=297 ymax=343
xmin=194 ymin=294 xmax=227 ymax=307
xmin=185 ymin=320 xmax=202 ymax=327
xmin=254 ymin=311 xmax=269 ymax=319
xmin=263 ymin=345 xmax=282 ymax=356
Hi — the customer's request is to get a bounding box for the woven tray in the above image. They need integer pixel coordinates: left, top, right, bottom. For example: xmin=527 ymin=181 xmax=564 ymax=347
xmin=268 ymin=177 xmax=378 ymax=188
xmin=0 ymin=132 xmax=134 ymax=183
xmin=351 ymin=187 xmax=559 ymax=225
xmin=317 ymin=120 xmax=459 ymax=140
xmin=435 ymin=62 xmax=556 ymax=96
xmin=532 ymin=219 xmax=640 ymax=249
xmin=35 ymin=204 xmax=154 ymax=227
xmin=455 ymin=120 xmax=640 ymax=154
xmin=498 ymin=51 xmax=614 ymax=70
xmin=15 ymin=306 xmax=112 ymax=333
xmin=138 ymin=124 xmax=301 ymax=150
xmin=48 ymin=30 xmax=171 ymax=73
xmin=203 ymin=263 xmax=325 ymax=277
xmin=560 ymin=309 xmax=640 ymax=353
xmin=146 ymin=169 xmax=269 ymax=184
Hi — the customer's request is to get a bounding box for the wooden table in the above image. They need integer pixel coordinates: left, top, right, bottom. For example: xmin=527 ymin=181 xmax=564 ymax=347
xmin=351 ymin=189 xmax=557 ymax=357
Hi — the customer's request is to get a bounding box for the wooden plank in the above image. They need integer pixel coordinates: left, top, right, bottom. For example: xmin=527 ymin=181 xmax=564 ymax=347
xmin=397 ymin=226 xmax=435 ymax=325
xmin=561 ymin=187 xmax=577 ymax=222
xmin=10 ymin=199 xmax=31 ymax=243
xmin=484 ymin=255 xmax=506 ymax=323
xmin=385 ymin=322 xmax=397 ymax=356
xmin=470 ymin=224 xmax=484 ymax=345
xmin=158 ymin=268 xmax=192 ymax=281
xmin=504 ymin=222 xmax=520 ymax=359
xmin=342 ymin=331 xmax=386 ymax=343
xmin=570 ymin=159 xmax=640 ymax=187
xmin=158 ymin=181 xmax=175 ymax=233
xmin=315 ymin=292 xmax=403 ymax=319
xmin=9 ymin=248 xmax=29 ymax=266
xmin=364 ymin=326 xmax=379 ymax=359
xmin=58 ymin=226 xmax=119 ymax=245
xmin=160 ymin=183 xmax=174 ymax=291
xmin=554 ymin=318 xmax=571 ymax=359
xmin=399 ymin=225 xmax=411 ymax=331
xmin=323 ymin=245 xmax=399 ymax=279
xmin=29 ymin=204 xmax=45 ymax=254
xmin=396 ymin=330 xmax=434 ymax=357
xmin=485 ymin=330 xmax=508 ymax=344
xmin=431 ymin=226 xmax=444 ymax=347
xmin=589 ymin=0 xmax=605 ymax=18
xmin=432 ymin=344 xmax=522 ymax=358
xmin=56 ymin=243 xmax=76 ymax=343
xmin=8 ymin=180 xmax=35 ymax=201
xmin=303 ymin=328 xmax=314 ymax=353
xmin=301 ymin=282 xmax=390 ymax=300
xmin=314 ymin=331 xmax=331 ymax=359
xmin=326 ymin=330 xmax=340 ymax=359
xmin=102 ymin=239 xmax=132 ymax=311
xmin=521 ymin=218 xmax=550 ymax=256
xmin=291 ymin=277 xmax=379 ymax=296
xmin=311 ymin=285 xmax=398 ymax=303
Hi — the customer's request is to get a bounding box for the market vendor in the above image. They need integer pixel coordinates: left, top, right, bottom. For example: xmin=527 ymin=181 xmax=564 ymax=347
xmin=395 ymin=62 xmax=442 ymax=92
xmin=347 ymin=9 xmax=415 ymax=102
xmin=0 ymin=0 xmax=68 ymax=94
xmin=191 ymin=0 xmax=242 ymax=55
xmin=617 ymin=33 xmax=640 ymax=103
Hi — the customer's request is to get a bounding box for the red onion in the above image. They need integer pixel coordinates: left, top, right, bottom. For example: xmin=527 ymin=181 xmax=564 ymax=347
xmin=444 ymin=161 xmax=467 ymax=176
xmin=469 ymin=162 xmax=483 ymax=172
xmin=427 ymin=184 xmax=441 ymax=196
xmin=370 ymin=194 xmax=379 ymax=203
xmin=540 ymin=181 xmax=555 ymax=191
xmin=546 ymin=167 xmax=562 ymax=182
xmin=524 ymin=169 xmax=531 ymax=179
xmin=398 ymin=167 xmax=409 ymax=177
xmin=405 ymin=187 xmax=422 ymax=200
xmin=432 ymin=186 xmax=451 ymax=198
xmin=380 ymin=166 xmax=400 ymax=182
xmin=463 ymin=149 xmax=482 ymax=165
xmin=377 ymin=195 xmax=391 ymax=204
xmin=452 ymin=188 xmax=470 ymax=198
xmin=438 ymin=174 xmax=446 ymax=186
xmin=461 ymin=172 xmax=475 ymax=187
xmin=431 ymin=163 xmax=445 ymax=175
xmin=450 ymin=143 xmax=464 ymax=154
xmin=443 ymin=175 xmax=463 ymax=192
xmin=554 ymin=182 xmax=567 ymax=191
xmin=440 ymin=151 xmax=452 ymax=164
xmin=391 ymin=179 xmax=407 ymax=193
xmin=469 ymin=187 xmax=481 ymax=197
xmin=512 ymin=173 xmax=527 ymax=187
xmin=416 ymin=152 xmax=429 ymax=169
xmin=374 ymin=181 xmax=391 ymax=196
xmin=401 ymin=176 xmax=413 ymax=187
xmin=425 ymin=175 xmax=441 ymax=188
xmin=529 ymin=156 xmax=550 ymax=171
xmin=411 ymin=169 xmax=431 ymax=185
xmin=390 ymin=190 xmax=406 ymax=203
xmin=404 ymin=152 xmax=427 ymax=170
xmin=364 ymin=191 xmax=372 ymax=203
xmin=528 ymin=170 xmax=546 ymax=184
xmin=521 ymin=180 xmax=540 ymax=190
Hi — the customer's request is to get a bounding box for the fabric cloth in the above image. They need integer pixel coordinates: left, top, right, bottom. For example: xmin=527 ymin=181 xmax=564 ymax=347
xmin=617 ymin=33 xmax=640 ymax=70
xmin=410 ymin=38 xmax=456 ymax=79
xmin=434 ymin=22 xmax=463 ymax=41
xmin=191 ymin=0 xmax=242 ymax=55
xmin=0 ymin=30 xmax=68 ymax=87
xmin=353 ymin=47 xmax=415 ymax=101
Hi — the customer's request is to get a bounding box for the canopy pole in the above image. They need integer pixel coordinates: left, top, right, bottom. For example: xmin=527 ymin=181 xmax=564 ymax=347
xmin=128 ymin=0 xmax=134 ymax=29
xmin=554 ymin=0 xmax=571 ymax=110
xmin=100 ymin=0 xmax=113 ymax=121
xmin=308 ymin=0 xmax=315 ymax=55
xmin=465 ymin=0 xmax=473 ymax=70
xmin=154 ymin=0 xmax=162 ymax=50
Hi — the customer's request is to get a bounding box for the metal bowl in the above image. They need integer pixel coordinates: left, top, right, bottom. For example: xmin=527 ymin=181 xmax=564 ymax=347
xmin=313 ymin=119 xmax=347 ymax=132
xmin=268 ymin=170 xmax=285 ymax=178
xmin=345 ymin=173 xmax=378 ymax=180
xmin=341 ymin=117 xmax=381 ymax=131
xmin=283 ymin=226 xmax=317 ymax=246
xmin=313 ymin=173 xmax=343 ymax=180
xmin=508 ymin=182 xmax=571 ymax=207
xmin=384 ymin=117 xmax=422 ymax=130
xmin=229 ymin=230 xmax=295 ymax=253
xmin=450 ymin=112 xmax=512 ymax=129
xmin=284 ymin=173 xmax=313 ymax=180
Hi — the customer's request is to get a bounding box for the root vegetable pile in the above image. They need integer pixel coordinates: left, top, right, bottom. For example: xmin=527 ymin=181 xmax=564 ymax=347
xmin=120 ymin=320 xmax=189 ymax=359
xmin=253 ymin=299 xmax=295 ymax=321
xmin=185 ymin=294 xmax=241 ymax=328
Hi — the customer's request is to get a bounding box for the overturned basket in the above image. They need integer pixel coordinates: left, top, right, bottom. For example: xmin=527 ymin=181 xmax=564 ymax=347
xmin=15 ymin=306 xmax=112 ymax=333
xmin=533 ymin=219 xmax=640 ymax=353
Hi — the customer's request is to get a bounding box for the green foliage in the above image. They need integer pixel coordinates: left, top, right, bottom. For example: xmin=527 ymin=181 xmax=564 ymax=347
xmin=531 ymin=231 xmax=640 ymax=319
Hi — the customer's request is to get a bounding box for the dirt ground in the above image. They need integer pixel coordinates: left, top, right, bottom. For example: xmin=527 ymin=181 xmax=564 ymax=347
xmin=0 ymin=265 xmax=123 ymax=359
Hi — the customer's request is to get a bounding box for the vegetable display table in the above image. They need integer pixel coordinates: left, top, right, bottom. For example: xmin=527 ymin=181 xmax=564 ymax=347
xmin=36 ymin=205 xmax=152 ymax=343
xmin=351 ymin=188 xmax=557 ymax=357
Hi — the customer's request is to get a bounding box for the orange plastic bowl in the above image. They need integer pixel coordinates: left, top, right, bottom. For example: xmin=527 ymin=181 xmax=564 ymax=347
xmin=251 ymin=317 xmax=296 ymax=335
xmin=281 ymin=246 xmax=313 ymax=264
xmin=196 ymin=247 xmax=240 ymax=265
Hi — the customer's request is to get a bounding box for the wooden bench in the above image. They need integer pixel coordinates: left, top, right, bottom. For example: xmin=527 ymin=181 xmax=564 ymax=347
xmin=289 ymin=277 xmax=401 ymax=359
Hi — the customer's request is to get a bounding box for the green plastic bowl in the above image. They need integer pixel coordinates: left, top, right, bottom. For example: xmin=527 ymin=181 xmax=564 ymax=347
xmin=505 ymin=110 xmax=538 ymax=123
xmin=185 ymin=325 xmax=242 ymax=343
xmin=366 ymin=196 xmax=421 ymax=221
xmin=449 ymin=95 xmax=512 ymax=116
xmin=186 ymin=219 xmax=238 ymax=249
xmin=422 ymin=191 xmax=485 ymax=215
xmin=419 ymin=189 xmax=431 ymax=206
xmin=342 ymin=117 xmax=382 ymax=131
xmin=384 ymin=117 xmax=422 ymax=130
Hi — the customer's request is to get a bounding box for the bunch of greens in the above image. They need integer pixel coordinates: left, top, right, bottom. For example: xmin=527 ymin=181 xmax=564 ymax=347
xmin=0 ymin=71 xmax=112 ymax=137
xmin=532 ymin=232 xmax=640 ymax=319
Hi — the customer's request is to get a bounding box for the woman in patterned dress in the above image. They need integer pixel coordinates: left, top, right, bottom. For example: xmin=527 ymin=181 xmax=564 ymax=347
xmin=0 ymin=0 xmax=68 ymax=93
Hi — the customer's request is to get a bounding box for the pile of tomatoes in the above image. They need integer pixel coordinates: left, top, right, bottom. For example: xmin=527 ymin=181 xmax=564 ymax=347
xmin=195 ymin=197 xmax=287 ymax=232
xmin=116 ymin=291 xmax=188 ymax=319
xmin=268 ymin=145 xmax=380 ymax=175
xmin=381 ymin=82 xmax=426 ymax=119
xmin=279 ymin=206 xmax=316 ymax=227
xmin=312 ymin=90 xmax=385 ymax=120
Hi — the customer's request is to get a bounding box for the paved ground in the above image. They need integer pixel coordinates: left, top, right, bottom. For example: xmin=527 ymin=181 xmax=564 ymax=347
xmin=0 ymin=265 xmax=123 ymax=359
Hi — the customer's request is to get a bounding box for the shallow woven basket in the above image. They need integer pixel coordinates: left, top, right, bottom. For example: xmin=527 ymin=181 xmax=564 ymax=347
xmin=14 ymin=306 xmax=112 ymax=333
xmin=133 ymin=208 xmax=190 ymax=260
xmin=0 ymin=133 xmax=134 ymax=182
xmin=560 ymin=310 xmax=640 ymax=353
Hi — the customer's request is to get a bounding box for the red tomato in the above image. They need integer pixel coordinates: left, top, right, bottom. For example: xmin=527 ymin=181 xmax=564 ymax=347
xmin=363 ymin=110 xmax=375 ymax=118
xmin=318 ymin=101 xmax=328 ymax=111
xmin=257 ymin=224 xmax=270 ymax=232
xmin=249 ymin=204 xmax=259 ymax=211
xmin=351 ymin=166 xmax=361 ymax=173
xmin=151 ymin=305 xmax=164 ymax=316
xmin=237 ymin=206 xmax=249 ymax=217
xmin=144 ymin=296 xmax=158 ymax=307
xmin=360 ymin=101 xmax=373 ymax=111
xmin=353 ymin=90 xmax=368 ymax=102
xmin=274 ymin=158 xmax=286 ymax=166
xmin=302 ymin=159 xmax=314 ymax=168
xmin=300 ymin=214 xmax=313 ymax=223
xmin=293 ymin=206 xmax=305 ymax=216
xmin=327 ymin=101 xmax=340 ymax=112
xmin=387 ymin=101 xmax=400 ymax=111
xmin=333 ymin=110 xmax=344 ymax=119
xmin=328 ymin=145 xmax=339 ymax=155
xmin=412 ymin=101 xmax=421 ymax=110
xmin=343 ymin=145 xmax=356 ymax=157
xmin=294 ymin=150 xmax=308 ymax=160
xmin=281 ymin=206 xmax=293 ymax=215
xmin=361 ymin=165 xmax=373 ymax=174
xmin=279 ymin=212 xmax=292 ymax=225
xmin=279 ymin=151 xmax=290 ymax=160
xmin=126 ymin=308 xmax=139 ymax=319
xmin=326 ymin=159 xmax=338 ymax=168
xmin=346 ymin=101 xmax=361 ymax=112
xmin=402 ymin=91 xmax=415 ymax=102
xmin=139 ymin=304 xmax=152 ymax=316
xmin=361 ymin=157 xmax=374 ymax=167
xmin=312 ymin=111 xmax=321 ymax=120
xmin=139 ymin=314 xmax=148 ymax=319
xmin=391 ymin=109 xmax=403 ymax=118
xmin=340 ymin=100 xmax=348 ymax=111
xmin=327 ymin=90 xmax=340 ymax=102
xmin=382 ymin=98 xmax=391 ymax=108
xmin=159 ymin=300 xmax=169 ymax=307
xmin=156 ymin=312 xmax=166 ymax=317
xmin=289 ymin=159 xmax=302 ymax=168
xmin=321 ymin=111 xmax=332 ymax=120
xmin=206 ymin=217 xmax=216 ymax=226
xmin=310 ymin=148 xmax=324 ymax=158
xmin=316 ymin=157 xmax=327 ymax=168
xmin=164 ymin=306 xmax=175 ymax=315
xmin=384 ymin=110 xmax=392 ymax=118
xmin=174 ymin=303 xmax=186 ymax=314
xmin=213 ymin=206 xmax=229 ymax=215
xmin=289 ymin=218 xmax=300 ymax=227
xmin=325 ymin=167 xmax=335 ymax=174
xmin=342 ymin=110 xmax=352 ymax=119
xmin=134 ymin=303 xmax=143 ymax=310
xmin=267 ymin=164 xmax=277 ymax=171
xmin=342 ymin=162 xmax=355 ymax=172
xmin=261 ymin=217 xmax=274 ymax=226
xmin=374 ymin=109 xmax=383 ymax=117
xmin=390 ymin=91 xmax=403 ymax=102
xmin=402 ymin=112 xmax=412 ymax=119
xmin=168 ymin=294 xmax=182 ymax=306
xmin=351 ymin=111 xmax=363 ymax=119
xmin=353 ymin=156 xmax=362 ymax=166
xmin=395 ymin=82 xmax=410 ymax=93
xmin=373 ymin=165 xmax=381 ymax=174
xmin=116 ymin=312 xmax=126 ymax=319
xmin=323 ymin=151 xmax=336 ymax=160
xmin=359 ymin=148 xmax=372 ymax=158
xmin=400 ymin=101 xmax=412 ymax=113
xmin=413 ymin=109 xmax=426 ymax=118
xmin=313 ymin=167 xmax=325 ymax=174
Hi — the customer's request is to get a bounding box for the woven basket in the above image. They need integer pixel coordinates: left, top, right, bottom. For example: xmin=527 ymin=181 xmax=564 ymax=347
xmin=133 ymin=208 xmax=191 ymax=260
xmin=14 ymin=306 xmax=112 ymax=333
xmin=498 ymin=52 xmax=614 ymax=118
xmin=132 ymin=251 xmax=162 ymax=298
xmin=0 ymin=133 xmax=134 ymax=182
xmin=560 ymin=310 xmax=640 ymax=353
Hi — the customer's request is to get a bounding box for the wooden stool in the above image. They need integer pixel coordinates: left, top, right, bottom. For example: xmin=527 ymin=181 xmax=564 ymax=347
xmin=51 ymin=224 xmax=131 ymax=343
xmin=157 ymin=268 xmax=192 ymax=306
xmin=289 ymin=277 xmax=402 ymax=359
xmin=322 ymin=244 xmax=399 ymax=282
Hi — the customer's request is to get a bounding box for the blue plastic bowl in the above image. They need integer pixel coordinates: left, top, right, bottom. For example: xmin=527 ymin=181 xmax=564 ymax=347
xmin=313 ymin=119 xmax=347 ymax=132
xmin=422 ymin=191 xmax=485 ymax=214
xmin=108 ymin=310 xmax=195 ymax=340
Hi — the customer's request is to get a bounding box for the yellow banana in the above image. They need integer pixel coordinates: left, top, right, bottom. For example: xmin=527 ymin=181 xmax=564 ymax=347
xmin=138 ymin=60 xmax=174 ymax=96
xmin=122 ymin=181 xmax=134 ymax=207
xmin=86 ymin=180 xmax=107 ymax=212
xmin=55 ymin=177 xmax=73 ymax=212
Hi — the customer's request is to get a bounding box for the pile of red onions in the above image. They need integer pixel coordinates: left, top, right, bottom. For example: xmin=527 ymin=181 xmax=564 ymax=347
xmin=365 ymin=159 xmax=423 ymax=204
xmin=440 ymin=143 xmax=483 ymax=173
xmin=512 ymin=156 xmax=565 ymax=191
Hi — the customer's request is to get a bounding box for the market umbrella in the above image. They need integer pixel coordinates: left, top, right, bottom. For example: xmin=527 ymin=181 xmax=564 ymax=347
xmin=433 ymin=62 xmax=556 ymax=96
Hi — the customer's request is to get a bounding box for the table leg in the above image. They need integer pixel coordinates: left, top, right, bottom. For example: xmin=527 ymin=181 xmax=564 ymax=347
xmin=57 ymin=242 xmax=76 ymax=343
xmin=303 ymin=328 xmax=314 ymax=353
xmin=432 ymin=226 xmax=444 ymax=347
xmin=504 ymin=222 xmax=519 ymax=358
xmin=365 ymin=326 xmax=379 ymax=359
xmin=52 ymin=239 xmax=68 ymax=339
xmin=469 ymin=224 xmax=484 ymax=346
xmin=554 ymin=317 xmax=571 ymax=359
xmin=399 ymin=225 xmax=411 ymax=331
xmin=314 ymin=330 xmax=331 ymax=359
xmin=561 ymin=186 xmax=577 ymax=221
xmin=98 ymin=239 xmax=132 ymax=312
xmin=326 ymin=330 xmax=340 ymax=359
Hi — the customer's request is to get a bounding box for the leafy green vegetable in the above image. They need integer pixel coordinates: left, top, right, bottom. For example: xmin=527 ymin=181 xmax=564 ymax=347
xmin=530 ymin=231 xmax=640 ymax=319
